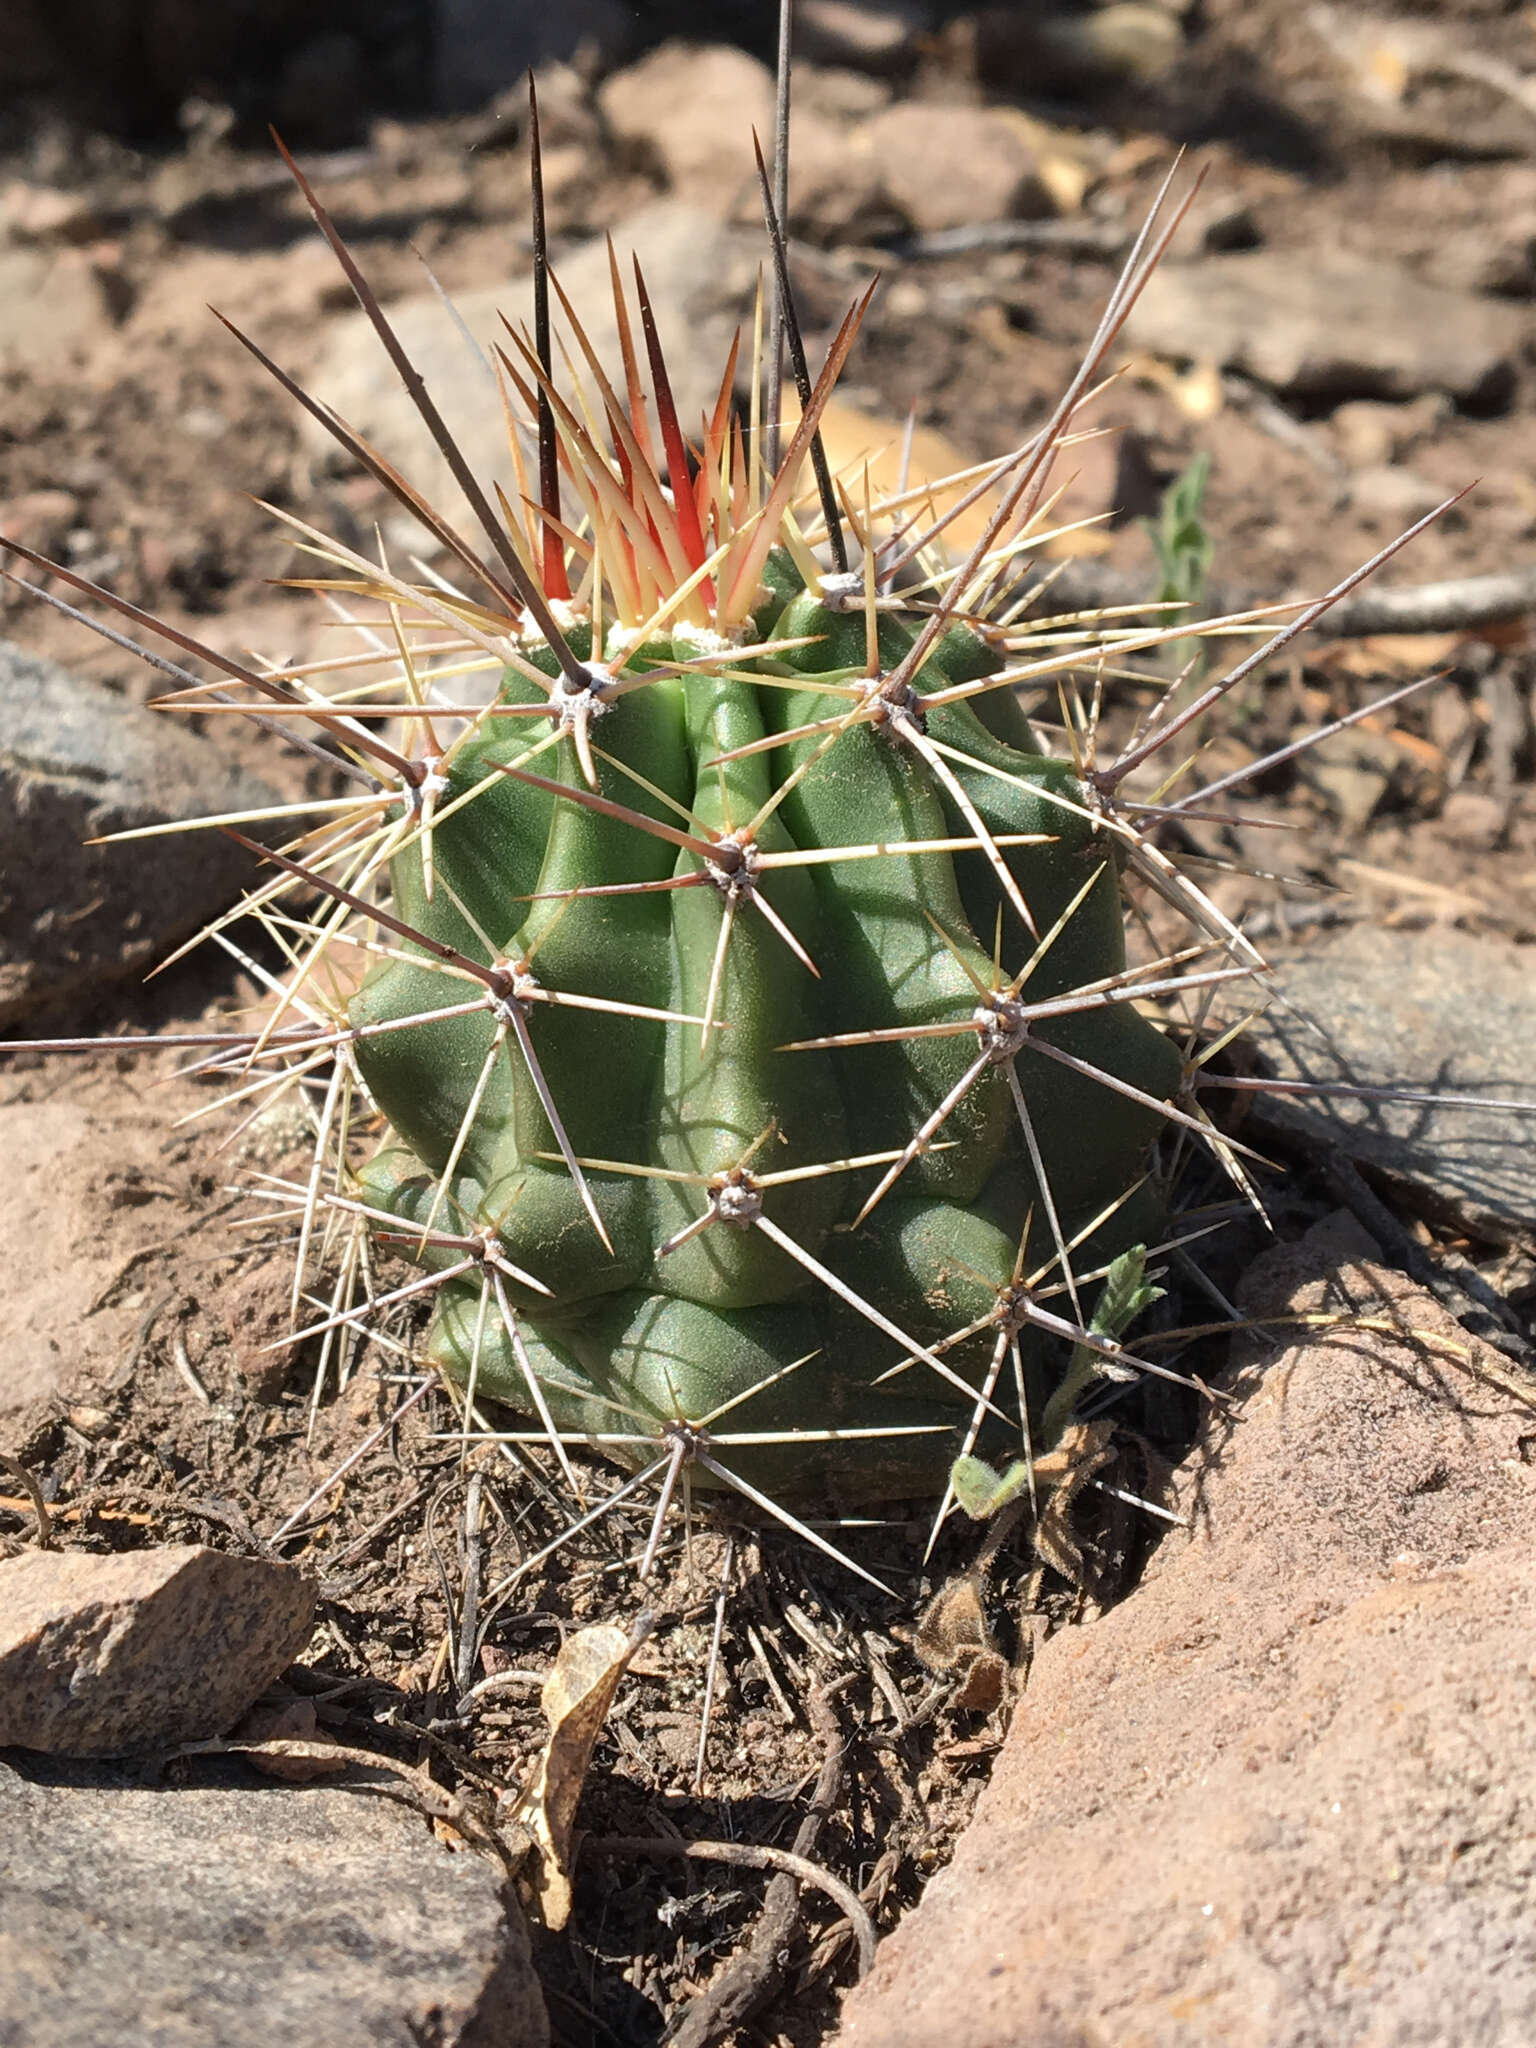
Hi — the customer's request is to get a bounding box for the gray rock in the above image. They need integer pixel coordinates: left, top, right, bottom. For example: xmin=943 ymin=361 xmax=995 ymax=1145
xmin=838 ymin=1247 xmax=1536 ymax=2048
xmin=794 ymin=62 xmax=894 ymax=123
xmin=1241 ymin=923 xmax=1536 ymax=1245
xmin=0 ymin=1545 xmax=316 ymax=1756
xmin=0 ymin=641 xmax=279 ymax=1026
xmin=796 ymin=0 xmax=922 ymax=74
xmin=1309 ymin=4 xmax=1536 ymax=165
xmin=0 ymin=247 xmax=111 ymax=368
xmin=434 ymin=0 xmax=630 ymax=113
xmin=1421 ymin=218 xmax=1536 ymax=300
xmin=597 ymin=43 xmax=775 ymax=220
xmin=1126 ymin=251 xmax=1527 ymax=405
xmin=0 ymin=1087 xmax=194 ymax=1423
xmin=303 ymin=201 xmax=762 ymax=518
xmin=862 ymin=102 xmax=1056 ymax=234
xmin=1346 ymin=460 xmax=1450 ymax=525
xmin=1329 ymin=393 xmax=1446 ymax=468
xmin=0 ymin=180 xmax=104 ymax=246
xmin=786 ymin=107 xmax=897 ymax=239
xmin=1439 ymin=788 xmax=1509 ymax=851
xmin=0 ymin=1753 xmax=548 ymax=2046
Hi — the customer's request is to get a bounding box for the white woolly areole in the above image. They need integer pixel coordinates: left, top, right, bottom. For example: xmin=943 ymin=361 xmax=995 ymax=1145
xmin=670 ymin=619 xmax=749 ymax=659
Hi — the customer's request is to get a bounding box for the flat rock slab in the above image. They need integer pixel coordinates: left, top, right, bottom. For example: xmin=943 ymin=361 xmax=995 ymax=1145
xmin=838 ymin=1239 xmax=1536 ymax=2048
xmin=0 ymin=1545 xmax=315 ymax=1755
xmin=304 ymin=201 xmax=761 ymax=514
xmin=0 ymin=246 xmax=110 ymax=368
xmin=1240 ymin=922 xmax=1536 ymax=1244
xmin=1126 ymin=250 xmax=1526 ymax=404
xmin=0 ymin=640 xmax=277 ymax=1025
xmin=861 ymin=101 xmax=1056 ymax=234
xmin=596 ymin=44 xmax=775 ymax=219
xmin=0 ymin=1755 xmax=547 ymax=2047
xmin=0 ymin=1068 xmax=229 ymax=1422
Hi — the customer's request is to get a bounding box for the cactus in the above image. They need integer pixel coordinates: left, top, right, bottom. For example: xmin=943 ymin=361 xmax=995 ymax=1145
xmin=2 ymin=118 xmax=1511 ymax=1561
xmin=250 ymin=147 xmax=1237 ymax=1515
xmin=344 ymin=540 xmax=1188 ymax=1505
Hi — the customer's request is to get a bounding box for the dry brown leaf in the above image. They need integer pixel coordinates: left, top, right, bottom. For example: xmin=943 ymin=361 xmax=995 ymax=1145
xmin=514 ymin=1617 xmax=648 ymax=1929
xmin=1319 ymin=630 xmax=1462 ymax=677
xmin=991 ymin=107 xmax=1095 ymax=215
xmin=912 ymin=1571 xmax=994 ymax=1675
xmin=782 ymin=392 xmax=998 ymax=549
xmin=912 ymin=1573 xmax=1008 ymax=1713
xmin=782 ymin=393 xmax=1123 ymax=558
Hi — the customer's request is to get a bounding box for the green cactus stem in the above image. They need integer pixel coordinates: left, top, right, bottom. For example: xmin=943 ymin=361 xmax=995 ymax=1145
xmin=339 ymin=431 xmax=1188 ymax=1498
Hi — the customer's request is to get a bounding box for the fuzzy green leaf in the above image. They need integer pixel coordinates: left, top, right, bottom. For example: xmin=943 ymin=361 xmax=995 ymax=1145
xmin=950 ymin=1453 xmax=1033 ymax=1521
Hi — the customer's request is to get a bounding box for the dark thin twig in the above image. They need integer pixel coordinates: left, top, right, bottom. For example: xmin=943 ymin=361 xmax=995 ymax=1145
xmin=892 ymin=217 xmax=1132 ymax=262
xmin=177 ymin=1737 xmax=518 ymax=1870
xmin=1324 ymin=562 xmax=1536 ymax=637
xmin=24 ymin=1482 xmax=268 ymax=1553
xmin=0 ymin=1454 xmax=54 ymax=1548
xmin=1019 ymin=559 xmax=1536 ymax=642
xmin=661 ymin=1674 xmax=862 ymax=2048
xmin=753 ymin=133 xmax=849 ymax=575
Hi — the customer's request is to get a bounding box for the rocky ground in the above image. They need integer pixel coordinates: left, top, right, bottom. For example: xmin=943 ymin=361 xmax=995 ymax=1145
xmin=3 ymin=3 xmax=1536 ymax=2044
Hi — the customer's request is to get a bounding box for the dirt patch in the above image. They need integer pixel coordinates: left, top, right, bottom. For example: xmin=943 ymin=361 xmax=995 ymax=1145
xmin=2 ymin=6 xmax=1535 ymax=2042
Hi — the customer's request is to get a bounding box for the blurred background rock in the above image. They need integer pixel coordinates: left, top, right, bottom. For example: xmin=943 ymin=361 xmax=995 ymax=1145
xmin=0 ymin=3 xmax=1201 ymax=141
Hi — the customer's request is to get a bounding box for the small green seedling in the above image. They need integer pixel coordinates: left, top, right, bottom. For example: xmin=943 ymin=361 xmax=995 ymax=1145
xmin=951 ymin=1244 xmax=1166 ymax=1522
xmin=949 ymin=1450 xmax=1035 ymax=1524
xmin=1143 ymin=450 xmax=1214 ymax=679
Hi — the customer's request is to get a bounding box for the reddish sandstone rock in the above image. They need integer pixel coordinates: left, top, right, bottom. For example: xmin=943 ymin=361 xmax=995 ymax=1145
xmin=0 ymin=1543 xmax=315 ymax=1755
xmin=839 ymin=1237 xmax=1536 ymax=2048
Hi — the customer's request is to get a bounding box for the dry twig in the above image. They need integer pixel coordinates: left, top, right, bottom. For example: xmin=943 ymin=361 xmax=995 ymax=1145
xmin=1029 ymin=561 xmax=1536 ymax=641
xmin=603 ymin=1673 xmax=864 ymax=2047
